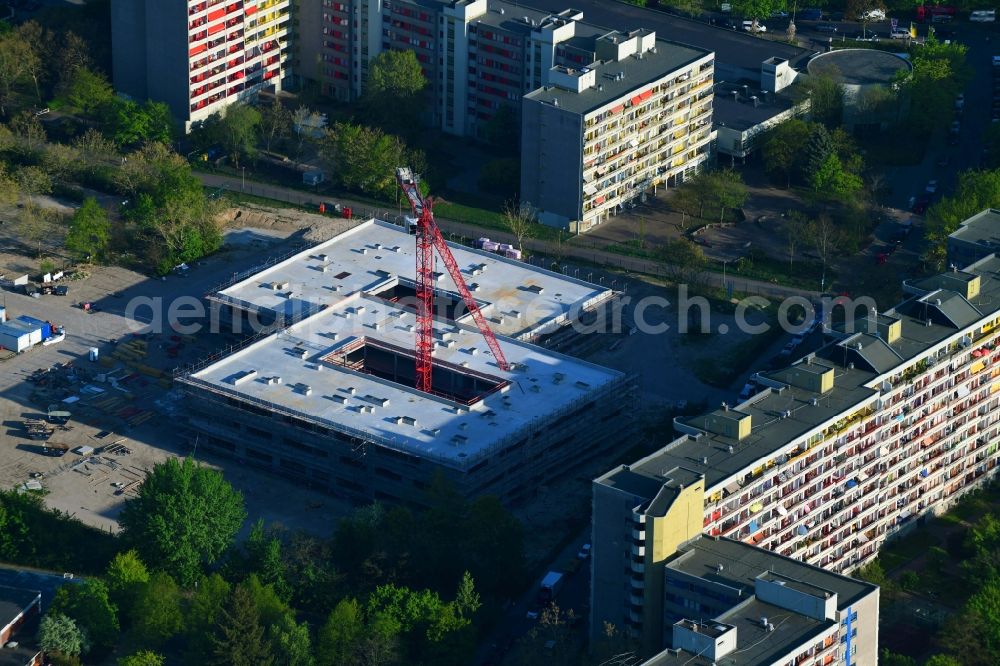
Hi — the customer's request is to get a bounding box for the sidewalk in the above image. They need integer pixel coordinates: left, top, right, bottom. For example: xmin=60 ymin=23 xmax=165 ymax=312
xmin=197 ymin=172 xmax=818 ymax=301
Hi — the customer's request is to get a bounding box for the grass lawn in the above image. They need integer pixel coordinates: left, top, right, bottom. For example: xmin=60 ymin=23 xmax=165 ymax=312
xmin=879 ymin=528 xmax=939 ymax=572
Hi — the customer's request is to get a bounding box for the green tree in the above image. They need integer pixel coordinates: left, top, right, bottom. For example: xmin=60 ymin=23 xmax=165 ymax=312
xmin=73 ymin=128 xmax=119 ymax=177
xmin=49 ymin=580 xmax=118 ymax=651
xmin=0 ymin=163 xmax=18 ymax=207
xmin=116 ymin=142 xmax=224 ymax=273
xmin=65 ymin=197 xmax=111 ymax=261
xmin=234 ymin=520 xmax=289 ymax=599
xmin=132 ymin=572 xmax=184 ymax=646
xmin=899 ymin=570 xmax=920 ymax=591
xmin=453 ymin=571 xmax=481 ymax=620
xmin=211 ymin=584 xmax=274 ymax=666
xmin=37 ymin=613 xmax=89 ymax=657
xmin=270 ymin=613 xmax=314 ymax=666
xmin=105 ymin=99 xmax=174 ymax=146
xmin=105 ymin=549 xmax=150 ymax=618
xmin=761 ymin=119 xmax=812 ymax=188
xmin=363 ymin=49 xmax=428 ymax=133
xmin=119 ymin=457 xmax=246 ymax=586
xmin=801 ymin=73 xmax=844 ymax=128
xmin=733 ymin=0 xmax=785 ymax=29
xmin=118 ymin=651 xmax=165 ymax=666
xmin=322 ymin=123 xmax=411 ymax=198
xmin=316 ymin=599 xmax=363 ymax=666
xmin=183 ymin=574 xmax=231 ymax=663
xmin=709 ymin=169 xmax=748 ymax=222
xmin=0 ymin=31 xmax=38 ymax=116
xmin=924 ymin=656 xmax=963 ymax=666
xmin=62 ymin=67 xmax=113 ymax=115
xmin=880 ymin=650 xmax=917 ymax=666
xmin=15 ymin=21 xmax=50 ymax=102
xmin=9 ymin=111 xmax=46 ymax=157
xmin=217 ymin=103 xmax=261 ymax=168
xmin=804 ymin=124 xmax=835 ymax=185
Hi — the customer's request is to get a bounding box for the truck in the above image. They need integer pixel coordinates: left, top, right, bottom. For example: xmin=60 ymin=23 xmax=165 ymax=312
xmin=538 ymin=571 xmax=565 ymax=603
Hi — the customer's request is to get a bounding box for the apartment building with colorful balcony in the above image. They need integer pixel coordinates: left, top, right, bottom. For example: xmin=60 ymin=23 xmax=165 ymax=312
xmin=592 ymin=256 xmax=1000 ymax=656
xmin=112 ymin=0 xmax=292 ymax=130
xmin=521 ymin=30 xmax=714 ymax=232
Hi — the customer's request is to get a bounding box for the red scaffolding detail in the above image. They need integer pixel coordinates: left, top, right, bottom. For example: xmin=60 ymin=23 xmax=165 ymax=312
xmin=395 ymin=167 xmax=509 ymax=395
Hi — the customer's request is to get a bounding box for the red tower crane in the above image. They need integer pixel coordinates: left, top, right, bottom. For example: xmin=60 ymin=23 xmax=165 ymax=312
xmin=395 ymin=167 xmax=510 ymax=394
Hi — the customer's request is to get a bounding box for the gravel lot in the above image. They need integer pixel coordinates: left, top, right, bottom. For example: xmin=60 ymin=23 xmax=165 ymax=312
xmin=0 ymin=210 xmax=362 ymax=536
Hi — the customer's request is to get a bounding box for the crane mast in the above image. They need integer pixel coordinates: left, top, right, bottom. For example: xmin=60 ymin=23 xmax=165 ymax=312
xmin=395 ymin=167 xmax=510 ymax=395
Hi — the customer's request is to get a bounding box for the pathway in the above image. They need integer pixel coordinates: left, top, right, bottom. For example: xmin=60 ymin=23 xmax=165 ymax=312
xmin=197 ymin=172 xmax=819 ymax=301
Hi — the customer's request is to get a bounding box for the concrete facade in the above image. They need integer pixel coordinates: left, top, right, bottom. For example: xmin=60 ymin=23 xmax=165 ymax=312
xmin=111 ymin=0 xmax=293 ymax=129
xmin=593 ymin=256 xmax=1000 ymax=656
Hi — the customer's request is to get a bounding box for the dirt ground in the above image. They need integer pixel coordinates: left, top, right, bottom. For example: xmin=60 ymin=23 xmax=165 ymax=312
xmin=0 ymin=203 xmax=368 ymax=536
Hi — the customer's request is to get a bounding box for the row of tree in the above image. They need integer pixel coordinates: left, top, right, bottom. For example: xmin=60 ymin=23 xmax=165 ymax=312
xmin=761 ymin=119 xmax=863 ymax=197
xmin=5 ymin=457 xmax=527 ymax=665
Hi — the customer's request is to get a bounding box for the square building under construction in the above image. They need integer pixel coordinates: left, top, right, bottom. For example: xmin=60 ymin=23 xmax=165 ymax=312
xmin=176 ymin=219 xmax=635 ymax=505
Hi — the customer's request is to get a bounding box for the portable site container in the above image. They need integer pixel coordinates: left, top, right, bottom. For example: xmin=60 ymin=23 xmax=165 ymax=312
xmin=0 ymin=305 xmax=5 ymax=323
xmin=17 ymin=315 xmax=51 ymax=341
xmin=0 ymin=321 xmax=34 ymax=353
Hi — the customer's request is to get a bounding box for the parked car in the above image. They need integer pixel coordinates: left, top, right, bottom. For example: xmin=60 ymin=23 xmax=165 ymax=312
xmin=742 ymin=20 xmax=767 ymax=32
xmin=950 ymin=120 xmax=961 ymax=134
xmin=816 ymin=22 xmax=838 ymax=32
xmin=800 ymin=7 xmax=823 ymax=20
xmin=860 ymin=8 xmax=886 ymax=20
xmin=891 ymin=27 xmax=911 ymax=38
xmin=770 ymin=9 xmax=789 ymax=17
xmin=926 ymin=180 xmax=938 ymax=194
xmin=955 ymin=94 xmax=965 ymax=110
xmin=578 ymin=543 xmax=592 ymax=560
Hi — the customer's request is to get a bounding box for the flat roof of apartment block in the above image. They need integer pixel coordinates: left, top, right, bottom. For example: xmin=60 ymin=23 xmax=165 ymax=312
xmin=181 ymin=291 xmax=625 ymax=467
xmin=524 ymin=36 xmax=710 ymax=115
xmin=215 ymin=219 xmax=612 ymax=339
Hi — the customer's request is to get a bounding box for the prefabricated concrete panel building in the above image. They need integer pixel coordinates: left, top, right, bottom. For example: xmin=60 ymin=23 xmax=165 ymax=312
xmin=179 ymin=218 xmax=636 ymax=505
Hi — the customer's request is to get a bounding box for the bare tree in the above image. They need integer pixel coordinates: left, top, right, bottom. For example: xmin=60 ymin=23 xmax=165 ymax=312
xmin=502 ymin=200 xmax=535 ymax=252
xmin=786 ymin=222 xmax=802 ymax=273
xmin=866 ymin=171 xmax=888 ymax=206
xmin=808 ymin=214 xmax=837 ymax=292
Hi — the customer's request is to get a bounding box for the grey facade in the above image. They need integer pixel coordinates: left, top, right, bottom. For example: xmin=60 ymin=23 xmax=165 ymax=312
xmin=520 ymin=99 xmax=584 ymax=223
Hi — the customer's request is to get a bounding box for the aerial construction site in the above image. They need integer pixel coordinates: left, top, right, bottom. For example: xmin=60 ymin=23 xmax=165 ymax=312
xmin=175 ymin=170 xmax=635 ymax=505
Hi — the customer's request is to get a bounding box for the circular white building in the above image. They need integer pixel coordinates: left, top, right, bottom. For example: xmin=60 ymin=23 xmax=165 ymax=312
xmin=806 ymin=49 xmax=912 ymax=130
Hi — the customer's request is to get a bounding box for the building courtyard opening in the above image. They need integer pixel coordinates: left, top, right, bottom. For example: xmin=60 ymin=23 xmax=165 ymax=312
xmin=321 ymin=337 xmax=508 ymax=405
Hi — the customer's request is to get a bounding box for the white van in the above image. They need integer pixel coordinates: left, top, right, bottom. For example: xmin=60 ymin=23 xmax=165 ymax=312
xmin=971 ymin=9 xmax=996 ymax=22
xmin=891 ymin=27 xmax=910 ymax=38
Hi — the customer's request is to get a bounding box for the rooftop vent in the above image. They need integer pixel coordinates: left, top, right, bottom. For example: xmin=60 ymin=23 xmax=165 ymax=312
xmin=228 ymin=369 xmax=258 ymax=386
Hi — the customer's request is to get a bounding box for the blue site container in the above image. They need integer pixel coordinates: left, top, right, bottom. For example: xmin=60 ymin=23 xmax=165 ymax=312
xmin=17 ymin=315 xmax=52 ymax=341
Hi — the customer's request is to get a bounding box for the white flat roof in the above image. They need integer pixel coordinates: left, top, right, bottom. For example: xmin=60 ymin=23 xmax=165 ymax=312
xmin=184 ymin=292 xmax=624 ymax=466
xmin=216 ymin=219 xmax=612 ymax=339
